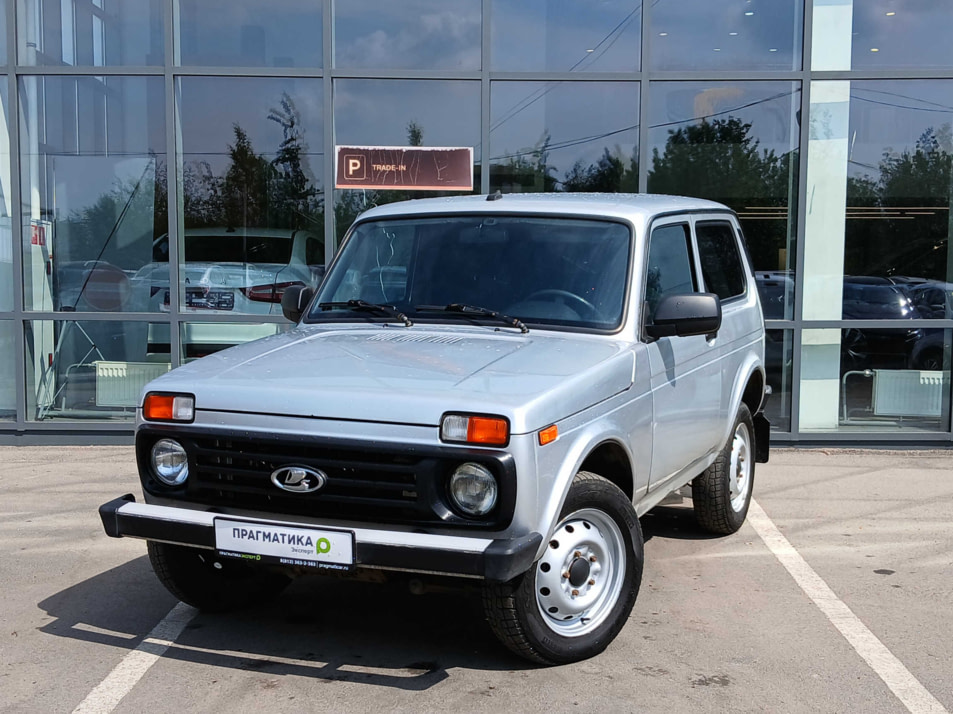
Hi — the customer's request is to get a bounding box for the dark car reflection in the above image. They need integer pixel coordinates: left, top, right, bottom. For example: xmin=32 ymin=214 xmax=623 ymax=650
xmin=753 ymin=272 xmax=946 ymax=373
xmin=753 ymin=274 xmax=793 ymax=413
xmin=754 ymin=273 xmax=950 ymax=426
xmin=840 ymin=279 xmax=923 ymax=370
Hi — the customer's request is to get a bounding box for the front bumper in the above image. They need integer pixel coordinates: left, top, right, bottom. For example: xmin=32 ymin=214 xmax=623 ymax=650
xmin=99 ymin=494 xmax=541 ymax=583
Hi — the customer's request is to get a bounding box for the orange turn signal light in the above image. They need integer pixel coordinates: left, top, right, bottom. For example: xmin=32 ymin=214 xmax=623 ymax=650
xmin=467 ymin=416 xmax=509 ymax=446
xmin=143 ymin=392 xmax=195 ymax=422
xmin=538 ymin=424 xmax=559 ymax=446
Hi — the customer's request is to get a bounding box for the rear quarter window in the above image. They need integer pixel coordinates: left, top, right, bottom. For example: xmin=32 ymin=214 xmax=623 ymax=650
xmin=696 ymin=221 xmax=746 ymax=301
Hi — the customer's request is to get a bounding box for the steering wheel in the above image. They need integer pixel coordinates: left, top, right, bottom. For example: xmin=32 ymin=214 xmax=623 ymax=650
xmin=522 ymin=289 xmax=599 ymax=320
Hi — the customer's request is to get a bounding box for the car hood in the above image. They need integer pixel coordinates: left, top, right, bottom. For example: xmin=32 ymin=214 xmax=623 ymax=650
xmin=146 ymin=325 xmax=635 ymax=433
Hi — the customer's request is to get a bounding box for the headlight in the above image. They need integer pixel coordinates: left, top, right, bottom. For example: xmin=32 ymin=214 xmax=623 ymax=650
xmin=449 ymin=462 xmax=498 ymax=516
xmin=151 ymin=439 xmax=189 ymax=486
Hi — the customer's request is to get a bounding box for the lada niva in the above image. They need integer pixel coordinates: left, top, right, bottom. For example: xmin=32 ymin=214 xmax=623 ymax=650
xmin=100 ymin=193 xmax=769 ymax=664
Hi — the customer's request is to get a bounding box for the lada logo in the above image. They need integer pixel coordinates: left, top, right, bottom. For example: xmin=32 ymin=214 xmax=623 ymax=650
xmin=270 ymin=465 xmax=327 ymax=493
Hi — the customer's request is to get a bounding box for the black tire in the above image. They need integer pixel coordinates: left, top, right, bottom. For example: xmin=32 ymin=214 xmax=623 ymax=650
xmin=914 ymin=348 xmax=943 ymax=371
xmin=483 ymin=472 xmax=643 ymax=665
xmin=147 ymin=541 xmax=291 ymax=612
xmin=692 ymin=403 xmax=755 ymax=535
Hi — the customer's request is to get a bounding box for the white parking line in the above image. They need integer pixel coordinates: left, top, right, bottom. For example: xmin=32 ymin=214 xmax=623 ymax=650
xmin=747 ymin=499 xmax=948 ymax=714
xmin=72 ymin=602 xmax=196 ymax=714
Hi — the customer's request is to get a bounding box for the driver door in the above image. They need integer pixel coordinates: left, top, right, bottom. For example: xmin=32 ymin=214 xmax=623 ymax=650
xmin=642 ymin=217 xmax=722 ymax=489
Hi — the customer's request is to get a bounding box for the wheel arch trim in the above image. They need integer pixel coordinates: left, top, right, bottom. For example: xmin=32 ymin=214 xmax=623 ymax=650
xmin=534 ymin=427 xmax=638 ymax=561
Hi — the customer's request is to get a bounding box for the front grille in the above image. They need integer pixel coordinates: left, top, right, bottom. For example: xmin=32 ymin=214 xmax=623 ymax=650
xmin=188 ymin=435 xmax=428 ymax=522
xmin=136 ymin=429 xmax=515 ymax=529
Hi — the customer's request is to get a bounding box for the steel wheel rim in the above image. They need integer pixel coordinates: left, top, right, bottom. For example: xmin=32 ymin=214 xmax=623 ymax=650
xmin=534 ymin=507 xmax=626 ymax=637
xmin=729 ymin=421 xmax=752 ymax=512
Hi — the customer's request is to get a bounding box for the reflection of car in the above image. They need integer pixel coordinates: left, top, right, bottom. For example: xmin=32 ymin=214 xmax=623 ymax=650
xmin=100 ymin=194 xmax=770 ymax=665
xmin=904 ymin=281 xmax=953 ymax=320
xmin=141 ymin=227 xmax=325 ymax=357
xmin=142 ymin=227 xmax=326 ymax=315
xmin=910 ymin=330 xmax=947 ymax=371
xmin=754 ymin=271 xmax=793 ymax=321
xmin=841 ymin=279 xmax=923 ymax=370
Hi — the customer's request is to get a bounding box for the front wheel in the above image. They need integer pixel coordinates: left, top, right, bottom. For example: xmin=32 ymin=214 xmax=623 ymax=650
xmin=483 ymin=472 xmax=643 ymax=664
xmin=692 ymin=403 xmax=755 ymax=534
xmin=147 ymin=541 xmax=291 ymax=612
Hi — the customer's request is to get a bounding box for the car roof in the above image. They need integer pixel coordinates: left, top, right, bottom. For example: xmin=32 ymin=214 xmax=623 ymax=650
xmin=355 ymin=193 xmax=732 ymax=224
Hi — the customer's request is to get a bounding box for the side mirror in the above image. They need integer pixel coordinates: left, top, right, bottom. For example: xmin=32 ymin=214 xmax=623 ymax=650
xmin=645 ymin=292 xmax=722 ymax=339
xmin=281 ymin=285 xmax=314 ymax=323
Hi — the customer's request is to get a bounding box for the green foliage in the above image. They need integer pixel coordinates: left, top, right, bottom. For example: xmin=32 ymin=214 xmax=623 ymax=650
xmin=491 ymin=131 xmax=558 ymax=193
xmin=562 ymin=147 xmax=638 ymax=193
xmin=59 ymin=156 xmax=164 ymax=267
xmin=183 ymin=91 xmax=324 ymax=232
xmin=846 ymin=125 xmax=953 ymax=279
xmin=648 ymin=117 xmax=797 ymax=273
xmin=62 ymin=91 xmax=325 ymax=272
xmin=407 ymin=120 xmax=424 ymax=147
xmin=648 ymin=117 xmax=791 ymax=201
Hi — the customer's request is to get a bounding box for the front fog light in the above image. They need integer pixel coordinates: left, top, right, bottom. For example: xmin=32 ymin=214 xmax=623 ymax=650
xmin=449 ymin=462 xmax=498 ymax=516
xmin=152 ymin=439 xmax=189 ymax=486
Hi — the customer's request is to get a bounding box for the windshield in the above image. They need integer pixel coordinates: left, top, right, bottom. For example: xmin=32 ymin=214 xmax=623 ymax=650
xmin=310 ymin=215 xmax=631 ymax=330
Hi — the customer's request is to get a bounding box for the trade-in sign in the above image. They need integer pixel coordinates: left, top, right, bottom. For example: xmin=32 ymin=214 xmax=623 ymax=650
xmin=335 ymin=145 xmax=473 ymax=191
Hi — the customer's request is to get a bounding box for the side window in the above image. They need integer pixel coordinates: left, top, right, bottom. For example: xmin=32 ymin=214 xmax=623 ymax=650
xmin=696 ymin=221 xmax=746 ymax=301
xmin=644 ymin=223 xmax=696 ymax=322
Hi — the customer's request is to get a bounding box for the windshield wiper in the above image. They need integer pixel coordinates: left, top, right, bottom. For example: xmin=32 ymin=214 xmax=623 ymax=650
xmin=318 ymin=300 xmax=413 ymax=327
xmin=415 ymin=303 xmax=529 ymax=334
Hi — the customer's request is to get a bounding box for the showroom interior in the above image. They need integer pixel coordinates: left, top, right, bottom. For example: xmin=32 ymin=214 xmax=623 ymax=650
xmin=1 ymin=0 xmax=952 ymax=444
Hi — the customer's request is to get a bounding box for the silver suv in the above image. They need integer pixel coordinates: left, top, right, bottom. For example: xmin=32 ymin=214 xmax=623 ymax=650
xmin=100 ymin=193 xmax=769 ymax=664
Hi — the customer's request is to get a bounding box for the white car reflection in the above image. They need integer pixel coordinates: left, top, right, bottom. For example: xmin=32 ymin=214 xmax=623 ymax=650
xmin=139 ymin=227 xmax=325 ymax=314
xmin=140 ymin=227 xmax=325 ymax=358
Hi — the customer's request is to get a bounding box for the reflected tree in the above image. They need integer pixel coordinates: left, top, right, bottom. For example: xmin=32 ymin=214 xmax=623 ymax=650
xmin=223 ymin=125 xmax=272 ymax=228
xmin=182 ymin=91 xmax=324 ymax=233
xmin=407 ymin=120 xmax=424 ymax=147
xmin=649 ymin=117 xmax=797 ymax=273
xmin=61 ymin=156 xmax=167 ymax=268
xmin=847 ymin=125 xmax=953 ymax=280
xmin=268 ymin=94 xmax=323 ymax=229
xmin=562 ymin=146 xmax=638 ymax=193
xmin=492 ymin=130 xmax=558 ymax=193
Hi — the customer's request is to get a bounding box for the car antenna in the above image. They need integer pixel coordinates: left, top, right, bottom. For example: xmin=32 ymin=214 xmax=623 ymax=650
xmin=486 ymin=190 xmax=503 ymax=201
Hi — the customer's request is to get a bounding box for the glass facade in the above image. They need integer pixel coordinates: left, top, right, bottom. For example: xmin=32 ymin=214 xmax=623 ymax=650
xmin=490 ymin=0 xmax=640 ymax=72
xmin=176 ymin=0 xmax=322 ymax=68
xmin=490 ymin=81 xmax=639 ymax=194
xmin=18 ymin=0 xmax=164 ymax=66
xmin=3 ymin=0 xmax=953 ymax=444
xmin=650 ymin=0 xmax=802 ymax=71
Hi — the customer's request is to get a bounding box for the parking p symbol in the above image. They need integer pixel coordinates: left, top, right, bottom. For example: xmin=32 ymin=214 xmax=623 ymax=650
xmin=345 ymin=155 xmax=365 ymax=180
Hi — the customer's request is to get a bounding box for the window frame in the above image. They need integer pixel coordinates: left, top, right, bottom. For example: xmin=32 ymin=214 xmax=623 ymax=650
xmin=640 ymin=216 xmax=699 ymax=337
xmin=693 ymin=218 xmax=749 ymax=304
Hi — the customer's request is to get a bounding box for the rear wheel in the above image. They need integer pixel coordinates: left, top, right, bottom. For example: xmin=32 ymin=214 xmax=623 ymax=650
xmin=483 ymin=472 xmax=643 ymax=664
xmin=692 ymin=403 xmax=755 ymax=534
xmin=147 ymin=541 xmax=291 ymax=612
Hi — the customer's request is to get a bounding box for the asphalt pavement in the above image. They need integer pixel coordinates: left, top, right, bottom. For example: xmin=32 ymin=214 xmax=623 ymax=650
xmin=1 ymin=445 xmax=951 ymax=713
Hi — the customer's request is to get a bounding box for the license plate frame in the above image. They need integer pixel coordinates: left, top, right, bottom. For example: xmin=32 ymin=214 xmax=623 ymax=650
xmin=214 ymin=517 xmax=354 ymax=571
